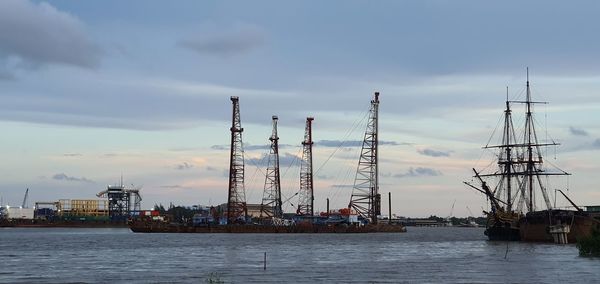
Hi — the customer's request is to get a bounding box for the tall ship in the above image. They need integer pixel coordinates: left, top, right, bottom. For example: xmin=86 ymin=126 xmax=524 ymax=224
xmin=466 ymin=70 xmax=600 ymax=243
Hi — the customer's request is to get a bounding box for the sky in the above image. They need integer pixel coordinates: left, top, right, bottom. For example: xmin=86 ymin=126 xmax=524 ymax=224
xmin=1 ymin=0 xmax=600 ymax=217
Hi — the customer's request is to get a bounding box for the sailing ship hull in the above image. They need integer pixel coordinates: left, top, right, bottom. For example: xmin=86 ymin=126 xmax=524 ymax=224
xmin=518 ymin=210 xmax=600 ymax=243
xmin=485 ymin=225 xmax=520 ymax=241
xmin=483 ymin=211 xmax=522 ymax=241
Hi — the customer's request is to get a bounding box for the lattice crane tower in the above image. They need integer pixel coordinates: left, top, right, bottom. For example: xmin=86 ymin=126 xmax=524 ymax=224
xmin=349 ymin=92 xmax=381 ymax=224
xmin=260 ymin=116 xmax=283 ymax=219
xmin=227 ymin=96 xmax=247 ymax=223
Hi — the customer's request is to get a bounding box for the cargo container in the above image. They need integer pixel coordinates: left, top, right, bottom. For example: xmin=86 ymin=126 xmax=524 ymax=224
xmin=7 ymin=207 xmax=34 ymax=219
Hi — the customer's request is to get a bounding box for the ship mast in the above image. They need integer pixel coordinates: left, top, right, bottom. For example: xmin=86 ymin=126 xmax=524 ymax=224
xmin=525 ymin=69 xmax=535 ymax=211
xmin=349 ymin=92 xmax=380 ymax=224
xmin=476 ymin=69 xmax=570 ymax=213
xmin=297 ymin=117 xmax=314 ymax=216
xmin=260 ymin=115 xmax=283 ymax=219
xmin=503 ymin=87 xmax=514 ymax=212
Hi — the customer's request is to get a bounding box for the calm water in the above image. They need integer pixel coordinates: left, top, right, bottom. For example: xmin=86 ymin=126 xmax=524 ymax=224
xmin=0 ymin=227 xmax=598 ymax=283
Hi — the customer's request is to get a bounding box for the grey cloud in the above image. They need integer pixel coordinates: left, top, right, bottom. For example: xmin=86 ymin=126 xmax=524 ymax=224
xmin=569 ymin=126 xmax=589 ymax=137
xmin=211 ymin=143 xmax=293 ymax=151
xmin=417 ymin=148 xmax=452 ymax=157
xmin=205 ymin=166 xmax=219 ymax=172
xmin=330 ymin=184 xmax=353 ymax=188
xmin=63 ymin=153 xmax=82 ymax=157
xmin=160 ymin=185 xmax=183 ymax=189
xmin=246 ymin=152 xmax=301 ymax=168
xmin=592 ymin=139 xmax=600 ymax=149
xmin=394 ymin=167 xmax=442 ymax=178
xmin=317 ymin=174 xmax=335 ymax=180
xmin=0 ymin=0 xmax=101 ymax=69
xmin=175 ymin=162 xmax=194 ymax=170
xmin=179 ymin=25 xmax=265 ymax=57
xmin=52 ymin=173 xmax=94 ymax=183
xmin=315 ymin=140 xmax=408 ymax=148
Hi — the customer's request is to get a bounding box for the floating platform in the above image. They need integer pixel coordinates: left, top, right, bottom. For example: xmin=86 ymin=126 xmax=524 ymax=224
xmin=0 ymin=219 xmax=128 ymax=228
xmin=129 ymin=220 xmax=407 ymax=233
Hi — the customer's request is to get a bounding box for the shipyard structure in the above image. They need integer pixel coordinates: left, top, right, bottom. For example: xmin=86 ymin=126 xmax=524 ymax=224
xmin=0 ymin=183 xmax=143 ymax=227
xmin=130 ymin=93 xmax=406 ymax=233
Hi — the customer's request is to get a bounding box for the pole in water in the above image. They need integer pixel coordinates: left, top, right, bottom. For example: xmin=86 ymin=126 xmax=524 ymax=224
xmin=263 ymin=252 xmax=267 ymax=270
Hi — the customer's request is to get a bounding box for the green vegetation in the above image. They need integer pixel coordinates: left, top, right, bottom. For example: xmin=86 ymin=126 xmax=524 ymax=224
xmin=426 ymin=215 xmax=486 ymax=226
xmin=577 ymin=228 xmax=600 ymax=257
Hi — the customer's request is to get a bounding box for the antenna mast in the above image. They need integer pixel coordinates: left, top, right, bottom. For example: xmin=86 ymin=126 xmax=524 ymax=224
xmin=227 ymin=96 xmax=247 ymax=223
xmin=261 ymin=115 xmax=283 ymax=219
xmin=297 ymin=117 xmax=314 ymax=216
xmin=349 ymin=92 xmax=381 ymax=224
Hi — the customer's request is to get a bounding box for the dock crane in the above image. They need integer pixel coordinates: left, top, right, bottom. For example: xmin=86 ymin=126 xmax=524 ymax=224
xmin=22 ymin=188 xmax=29 ymax=208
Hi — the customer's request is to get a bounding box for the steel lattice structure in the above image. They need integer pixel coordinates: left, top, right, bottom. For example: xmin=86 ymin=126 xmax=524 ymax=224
xmin=297 ymin=117 xmax=314 ymax=216
xmin=349 ymin=92 xmax=381 ymax=224
xmin=227 ymin=96 xmax=247 ymax=223
xmin=260 ymin=115 xmax=283 ymax=219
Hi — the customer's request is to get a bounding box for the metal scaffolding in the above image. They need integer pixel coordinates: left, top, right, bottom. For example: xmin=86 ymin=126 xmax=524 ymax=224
xmin=227 ymin=96 xmax=247 ymax=223
xmin=96 ymin=182 xmax=142 ymax=220
xmin=261 ymin=115 xmax=283 ymax=219
xmin=349 ymin=92 xmax=381 ymax=224
xmin=297 ymin=117 xmax=314 ymax=216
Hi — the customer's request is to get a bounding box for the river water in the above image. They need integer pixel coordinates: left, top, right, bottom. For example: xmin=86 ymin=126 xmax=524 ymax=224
xmin=0 ymin=227 xmax=598 ymax=283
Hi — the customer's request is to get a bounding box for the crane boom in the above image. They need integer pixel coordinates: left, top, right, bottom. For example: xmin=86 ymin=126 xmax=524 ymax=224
xmin=22 ymin=188 xmax=29 ymax=208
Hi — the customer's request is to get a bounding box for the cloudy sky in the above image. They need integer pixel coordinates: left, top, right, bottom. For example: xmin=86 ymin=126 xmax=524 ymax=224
xmin=1 ymin=0 xmax=600 ymax=217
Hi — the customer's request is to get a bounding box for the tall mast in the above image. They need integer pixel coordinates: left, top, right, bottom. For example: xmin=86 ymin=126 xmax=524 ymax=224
xmin=525 ymin=68 xmax=534 ymax=211
xmin=227 ymin=96 xmax=247 ymax=223
xmin=503 ymin=87 xmax=513 ymax=212
xmin=474 ymin=69 xmax=569 ymax=213
xmin=297 ymin=117 xmax=314 ymax=216
xmin=261 ymin=115 xmax=283 ymax=219
xmin=349 ymin=92 xmax=380 ymax=224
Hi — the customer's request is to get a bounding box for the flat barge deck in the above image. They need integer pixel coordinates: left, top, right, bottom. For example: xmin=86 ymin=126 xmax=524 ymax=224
xmin=129 ymin=220 xmax=406 ymax=233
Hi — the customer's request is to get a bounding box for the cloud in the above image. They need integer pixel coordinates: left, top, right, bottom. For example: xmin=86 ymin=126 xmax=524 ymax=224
xmin=205 ymin=166 xmax=219 ymax=172
xmin=246 ymin=152 xmax=301 ymax=167
xmin=417 ymin=148 xmax=452 ymax=157
xmin=592 ymin=139 xmax=600 ymax=149
xmin=569 ymin=126 xmax=589 ymax=137
xmin=394 ymin=167 xmax=442 ymax=178
xmin=211 ymin=143 xmax=293 ymax=151
xmin=52 ymin=173 xmax=94 ymax=183
xmin=63 ymin=153 xmax=82 ymax=157
xmin=160 ymin=185 xmax=183 ymax=189
xmin=178 ymin=24 xmax=265 ymax=57
xmin=315 ymin=140 xmax=408 ymax=148
xmin=330 ymin=184 xmax=353 ymax=188
xmin=175 ymin=162 xmax=194 ymax=170
xmin=0 ymin=0 xmax=101 ymax=69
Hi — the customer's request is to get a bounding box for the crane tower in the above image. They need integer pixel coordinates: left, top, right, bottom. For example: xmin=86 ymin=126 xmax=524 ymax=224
xmin=227 ymin=96 xmax=247 ymax=223
xmin=349 ymin=92 xmax=381 ymax=224
xmin=297 ymin=117 xmax=314 ymax=216
xmin=260 ymin=115 xmax=283 ymax=219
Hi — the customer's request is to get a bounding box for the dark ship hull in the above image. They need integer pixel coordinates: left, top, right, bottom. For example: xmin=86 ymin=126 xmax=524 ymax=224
xmin=129 ymin=220 xmax=407 ymax=233
xmin=484 ymin=211 xmax=521 ymax=241
xmin=519 ymin=210 xmax=600 ymax=243
xmin=485 ymin=225 xmax=520 ymax=241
